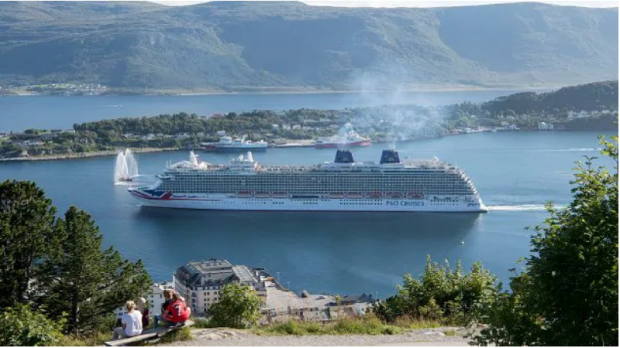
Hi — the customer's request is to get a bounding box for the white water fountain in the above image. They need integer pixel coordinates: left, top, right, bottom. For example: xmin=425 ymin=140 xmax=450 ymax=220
xmin=125 ymin=148 xmax=139 ymax=178
xmin=114 ymin=149 xmax=139 ymax=183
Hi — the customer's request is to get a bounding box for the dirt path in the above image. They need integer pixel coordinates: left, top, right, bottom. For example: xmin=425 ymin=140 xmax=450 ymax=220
xmin=163 ymin=327 xmax=472 ymax=346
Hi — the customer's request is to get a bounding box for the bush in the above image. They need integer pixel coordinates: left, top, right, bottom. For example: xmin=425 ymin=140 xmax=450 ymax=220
xmin=0 ymin=305 xmax=64 ymax=346
xmin=208 ymin=284 xmax=263 ymax=329
xmin=373 ymin=255 xmax=498 ymax=325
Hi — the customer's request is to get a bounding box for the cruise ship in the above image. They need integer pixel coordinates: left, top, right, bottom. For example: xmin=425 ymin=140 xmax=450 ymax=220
xmin=201 ymin=135 xmax=268 ymax=152
xmin=315 ymin=124 xmax=371 ymax=148
xmin=129 ymin=149 xmax=486 ymax=212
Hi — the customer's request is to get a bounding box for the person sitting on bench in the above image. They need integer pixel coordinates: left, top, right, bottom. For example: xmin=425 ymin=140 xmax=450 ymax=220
xmin=164 ymin=292 xmax=191 ymax=326
xmin=154 ymin=289 xmax=175 ymax=328
xmin=112 ymin=300 xmax=143 ymax=340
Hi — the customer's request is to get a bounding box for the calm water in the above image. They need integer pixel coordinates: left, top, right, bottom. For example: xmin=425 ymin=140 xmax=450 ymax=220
xmin=0 ymin=131 xmax=614 ymax=298
xmin=0 ymin=89 xmax=530 ymax=131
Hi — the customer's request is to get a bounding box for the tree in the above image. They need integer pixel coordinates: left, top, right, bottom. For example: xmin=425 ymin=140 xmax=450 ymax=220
xmin=475 ymin=135 xmax=618 ymax=346
xmin=0 ymin=180 xmax=57 ymax=309
xmin=0 ymin=305 xmax=64 ymax=346
xmin=42 ymin=206 xmax=151 ymax=334
xmin=208 ymin=283 xmax=263 ymax=329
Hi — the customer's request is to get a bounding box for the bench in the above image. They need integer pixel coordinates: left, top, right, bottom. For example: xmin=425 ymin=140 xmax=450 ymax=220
xmin=104 ymin=320 xmax=194 ymax=347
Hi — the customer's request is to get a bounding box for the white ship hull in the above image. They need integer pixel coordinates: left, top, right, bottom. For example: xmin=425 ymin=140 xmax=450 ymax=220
xmin=129 ymin=191 xmax=487 ymax=213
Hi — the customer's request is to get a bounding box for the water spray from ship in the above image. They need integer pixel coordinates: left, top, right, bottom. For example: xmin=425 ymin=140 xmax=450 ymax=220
xmin=114 ymin=148 xmax=139 ymax=184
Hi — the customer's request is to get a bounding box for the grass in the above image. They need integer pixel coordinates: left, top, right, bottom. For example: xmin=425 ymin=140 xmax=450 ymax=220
xmin=158 ymin=327 xmax=193 ymax=344
xmin=443 ymin=329 xmax=458 ymax=336
xmin=192 ymin=317 xmax=215 ymax=329
xmin=60 ymin=331 xmax=110 ymax=346
xmin=253 ymin=315 xmax=443 ymax=336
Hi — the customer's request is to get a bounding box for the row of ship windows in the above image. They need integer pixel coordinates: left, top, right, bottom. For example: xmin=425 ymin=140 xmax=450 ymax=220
xmin=160 ymin=183 xmax=472 ymax=189
xmin=162 ymin=178 xmax=469 ymax=184
xmin=174 ymin=172 xmax=463 ymax=177
xmin=162 ymin=189 xmax=474 ymax=195
xmin=167 ymin=174 xmax=466 ymax=180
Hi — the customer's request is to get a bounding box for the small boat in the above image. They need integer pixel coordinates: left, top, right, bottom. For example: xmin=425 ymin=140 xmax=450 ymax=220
xmin=272 ymin=192 xmax=288 ymax=198
xmin=347 ymin=192 xmax=363 ymax=199
xmin=366 ymin=192 xmax=382 ymax=199
xmin=386 ymin=192 xmax=403 ymax=199
xmin=329 ymin=192 xmax=345 ymax=199
xmin=255 ymin=192 xmax=271 ymax=198
xmin=237 ymin=191 xmax=253 ymax=198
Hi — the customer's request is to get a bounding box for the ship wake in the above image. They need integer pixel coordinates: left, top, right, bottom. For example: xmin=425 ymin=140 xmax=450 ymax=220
xmin=485 ymin=204 xmax=567 ymax=211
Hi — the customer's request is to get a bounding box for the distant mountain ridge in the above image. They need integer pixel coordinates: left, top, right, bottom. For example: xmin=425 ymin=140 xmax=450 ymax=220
xmin=0 ymin=1 xmax=617 ymax=92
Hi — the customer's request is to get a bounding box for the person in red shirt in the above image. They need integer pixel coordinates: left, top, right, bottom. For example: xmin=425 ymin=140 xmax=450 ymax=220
xmin=164 ymin=292 xmax=191 ymax=325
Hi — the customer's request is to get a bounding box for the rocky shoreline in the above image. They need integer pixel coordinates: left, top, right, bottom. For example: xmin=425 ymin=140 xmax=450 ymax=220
xmin=0 ymin=147 xmax=178 ymax=162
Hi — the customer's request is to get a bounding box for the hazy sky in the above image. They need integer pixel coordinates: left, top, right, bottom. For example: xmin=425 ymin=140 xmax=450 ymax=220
xmin=151 ymin=0 xmax=618 ymax=7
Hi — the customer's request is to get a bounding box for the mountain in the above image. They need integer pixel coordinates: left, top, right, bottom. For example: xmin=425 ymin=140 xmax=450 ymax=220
xmin=0 ymin=1 xmax=617 ymax=92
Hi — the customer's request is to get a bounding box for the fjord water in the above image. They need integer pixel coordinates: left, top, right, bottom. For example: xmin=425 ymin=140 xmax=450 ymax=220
xmin=1 ymin=89 xmax=530 ymax=131
xmin=0 ymin=131 xmax=613 ymax=298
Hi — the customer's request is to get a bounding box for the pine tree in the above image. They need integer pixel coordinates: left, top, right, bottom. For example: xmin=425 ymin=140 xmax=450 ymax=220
xmin=43 ymin=206 xmax=151 ymax=334
xmin=0 ymin=180 xmax=57 ymax=309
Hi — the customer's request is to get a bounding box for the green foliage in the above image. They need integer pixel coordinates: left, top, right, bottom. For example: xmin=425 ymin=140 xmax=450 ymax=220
xmin=0 ymin=305 xmax=64 ymax=346
xmin=41 ymin=206 xmax=151 ymax=334
xmin=255 ymin=316 xmax=406 ymax=336
xmin=474 ymin=136 xmax=619 ymax=346
xmin=208 ymin=283 xmax=263 ymax=329
xmin=0 ymin=180 xmax=57 ymax=308
xmin=373 ymin=255 xmax=498 ymax=325
xmin=192 ymin=317 xmax=215 ymax=329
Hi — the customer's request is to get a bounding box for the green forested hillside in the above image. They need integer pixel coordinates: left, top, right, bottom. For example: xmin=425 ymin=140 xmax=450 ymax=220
xmin=0 ymin=1 xmax=617 ymax=91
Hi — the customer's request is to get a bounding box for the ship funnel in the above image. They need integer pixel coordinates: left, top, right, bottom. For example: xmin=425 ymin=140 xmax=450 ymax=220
xmin=247 ymin=151 xmax=254 ymax=162
xmin=334 ymin=149 xmax=354 ymax=164
xmin=380 ymin=149 xmax=400 ymax=164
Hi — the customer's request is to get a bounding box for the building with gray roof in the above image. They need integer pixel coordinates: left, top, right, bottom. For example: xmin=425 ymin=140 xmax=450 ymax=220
xmin=173 ymin=258 xmax=267 ymax=315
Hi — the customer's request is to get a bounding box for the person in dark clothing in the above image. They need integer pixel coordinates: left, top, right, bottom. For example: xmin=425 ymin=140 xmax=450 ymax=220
xmin=154 ymin=289 xmax=175 ymax=328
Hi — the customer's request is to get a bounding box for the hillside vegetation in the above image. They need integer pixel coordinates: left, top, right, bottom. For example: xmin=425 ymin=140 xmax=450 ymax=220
xmin=0 ymin=1 xmax=617 ymax=92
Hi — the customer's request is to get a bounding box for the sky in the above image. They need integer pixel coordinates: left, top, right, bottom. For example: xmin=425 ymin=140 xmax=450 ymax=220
xmin=150 ymin=0 xmax=618 ymax=8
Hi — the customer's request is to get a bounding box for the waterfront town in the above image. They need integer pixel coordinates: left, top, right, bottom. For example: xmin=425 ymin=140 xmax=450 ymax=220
xmin=114 ymin=258 xmax=374 ymax=325
xmin=1 ymin=104 xmax=616 ymax=161
xmin=0 ymin=83 xmax=108 ymax=96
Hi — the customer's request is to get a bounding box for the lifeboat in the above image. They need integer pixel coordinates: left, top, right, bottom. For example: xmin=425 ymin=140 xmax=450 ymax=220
xmin=272 ymin=192 xmax=288 ymax=198
xmin=407 ymin=192 xmax=425 ymax=199
xmin=255 ymin=192 xmax=271 ymax=198
xmin=329 ymin=192 xmax=345 ymax=199
xmin=347 ymin=192 xmax=363 ymax=199
xmin=237 ymin=191 xmax=253 ymax=198
xmin=386 ymin=192 xmax=403 ymax=199
xmin=366 ymin=192 xmax=383 ymax=199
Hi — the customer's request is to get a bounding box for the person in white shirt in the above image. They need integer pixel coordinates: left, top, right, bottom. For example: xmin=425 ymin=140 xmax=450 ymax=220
xmin=112 ymin=300 xmax=143 ymax=340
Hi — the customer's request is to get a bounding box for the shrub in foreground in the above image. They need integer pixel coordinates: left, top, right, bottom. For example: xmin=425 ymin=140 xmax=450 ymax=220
xmin=0 ymin=305 xmax=64 ymax=346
